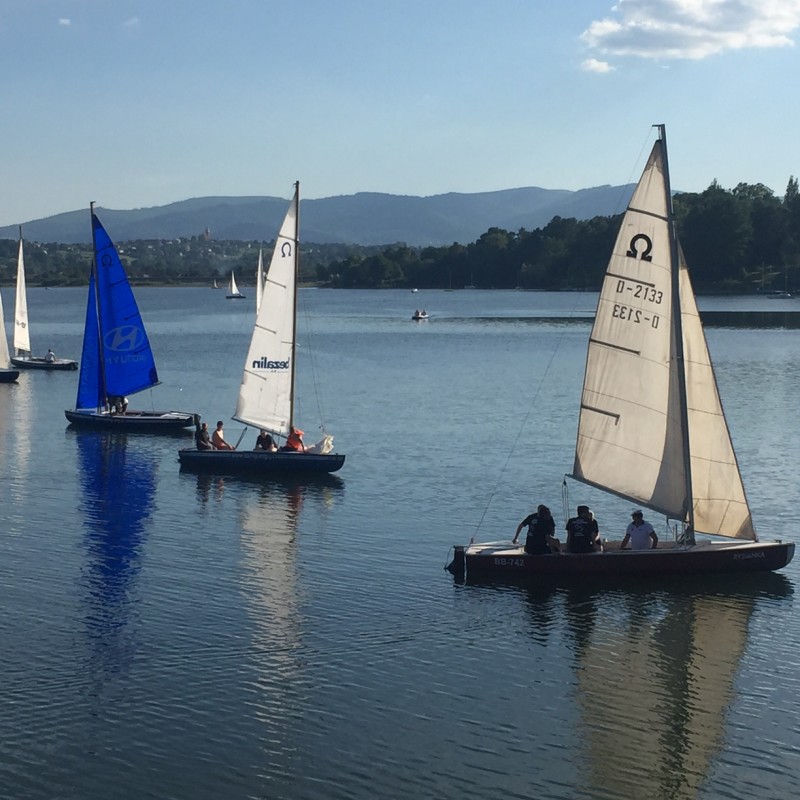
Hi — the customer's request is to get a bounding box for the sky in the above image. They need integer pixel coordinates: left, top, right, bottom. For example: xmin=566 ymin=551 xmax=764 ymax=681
xmin=2 ymin=0 xmax=800 ymax=226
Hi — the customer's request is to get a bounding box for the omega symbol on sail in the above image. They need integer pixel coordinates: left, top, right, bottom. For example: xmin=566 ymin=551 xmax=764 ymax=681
xmin=105 ymin=325 xmax=145 ymax=352
xmin=626 ymin=234 xmax=653 ymax=262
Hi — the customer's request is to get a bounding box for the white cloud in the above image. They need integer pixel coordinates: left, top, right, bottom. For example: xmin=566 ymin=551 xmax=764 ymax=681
xmin=123 ymin=17 xmax=141 ymax=29
xmin=581 ymin=58 xmax=616 ymax=72
xmin=58 ymin=18 xmax=71 ymax=27
xmin=582 ymin=0 xmax=800 ymax=60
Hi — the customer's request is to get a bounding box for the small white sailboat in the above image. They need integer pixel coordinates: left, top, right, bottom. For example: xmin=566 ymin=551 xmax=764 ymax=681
xmin=10 ymin=227 xmax=78 ymax=371
xmin=0 ymin=285 xmax=19 ymax=383
xmin=226 ymin=271 xmax=246 ymax=299
xmin=449 ymin=125 xmax=794 ymax=580
xmin=179 ymin=182 xmax=344 ymax=474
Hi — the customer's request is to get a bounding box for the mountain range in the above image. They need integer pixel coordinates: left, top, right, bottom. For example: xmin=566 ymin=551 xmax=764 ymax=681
xmin=0 ymin=185 xmax=636 ymax=246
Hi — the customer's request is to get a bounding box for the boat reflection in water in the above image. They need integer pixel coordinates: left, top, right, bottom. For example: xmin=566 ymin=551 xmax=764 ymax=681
xmin=516 ymin=574 xmax=793 ymax=799
xmin=75 ymin=432 xmax=157 ymax=677
xmin=223 ymin=474 xmax=343 ymax=753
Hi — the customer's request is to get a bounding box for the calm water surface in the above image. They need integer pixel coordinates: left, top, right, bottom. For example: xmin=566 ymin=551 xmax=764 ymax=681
xmin=1 ymin=288 xmax=799 ymax=800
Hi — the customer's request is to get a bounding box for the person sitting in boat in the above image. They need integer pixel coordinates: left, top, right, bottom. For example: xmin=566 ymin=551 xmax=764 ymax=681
xmin=211 ymin=420 xmax=235 ymax=451
xmin=620 ymin=510 xmax=658 ymax=550
xmin=195 ymin=418 xmax=214 ymax=451
xmin=280 ymin=426 xmax=306 ymax=452
xmin=106 ymin=394 xmax=127 ymax=414
xmin=254 ymin=430 xmax=277 ymax=452
xmin=565 ymin=505 xmax=602 ymax=553
xmin=45 ymin=348 xmax=56 ymax=363
xmin=512 ymin=504 xmax=560 ymax=554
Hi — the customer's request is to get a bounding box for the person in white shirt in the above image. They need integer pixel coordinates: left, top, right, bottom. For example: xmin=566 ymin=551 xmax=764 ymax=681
xmin=620 ymin=510 xmax=658 ymax=550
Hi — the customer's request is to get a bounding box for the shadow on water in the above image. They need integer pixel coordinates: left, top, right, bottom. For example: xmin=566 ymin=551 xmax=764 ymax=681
xmin=468 ymin=571 xmax=793 ymax=799
xmin=74 ymin=431 xmax=158 ymax=680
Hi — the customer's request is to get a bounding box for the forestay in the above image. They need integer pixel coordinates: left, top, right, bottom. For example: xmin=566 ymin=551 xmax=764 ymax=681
xmin=234 ymin=185 xmax=298 ymax=437
xmin=571 ymin=138 xmax=754 ymax=540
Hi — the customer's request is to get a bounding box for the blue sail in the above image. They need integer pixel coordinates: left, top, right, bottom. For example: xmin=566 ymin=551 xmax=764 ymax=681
xmin=75 ymin=269 xmax=106 ymax=410
xmin=92 ymin=212 xmax=159 ymax=397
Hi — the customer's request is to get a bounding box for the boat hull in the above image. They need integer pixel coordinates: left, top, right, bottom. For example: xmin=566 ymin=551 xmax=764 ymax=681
xmin=65 ymin=409 xmax=196 ymax=432
xmin=226 ymin=294 xmax=247 ymax=300
xmin=11 ymin=356 xmax=78 ymax=371
xmin=178 ymin=448 xmax=345 ymax=474
xmin=448 ymin=540 xmax=795 ymax=581
xmin=0 ymin=369 xmax=20 ymax=383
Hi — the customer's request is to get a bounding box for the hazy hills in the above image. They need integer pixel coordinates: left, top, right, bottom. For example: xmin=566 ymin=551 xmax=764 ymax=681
xmin=0 ymin=185 xmax=636 ymax=246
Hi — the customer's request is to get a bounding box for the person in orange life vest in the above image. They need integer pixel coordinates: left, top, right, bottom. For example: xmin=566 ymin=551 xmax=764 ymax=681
xmin=282 ymin=426 xmax=306 ymax=452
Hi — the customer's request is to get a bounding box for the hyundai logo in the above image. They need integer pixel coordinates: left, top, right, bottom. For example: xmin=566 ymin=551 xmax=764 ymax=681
xmin=104 ymin=325 xmax=145 ymax=352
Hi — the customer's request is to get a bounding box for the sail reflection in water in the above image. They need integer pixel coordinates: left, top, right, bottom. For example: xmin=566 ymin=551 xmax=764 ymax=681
xmin=76 ymin=433 xmax=157 ymax=673
xmin=535 ymin=577 xmax=794 ymax=799
xmin=233 ymin=476 xmax=343 ymax=761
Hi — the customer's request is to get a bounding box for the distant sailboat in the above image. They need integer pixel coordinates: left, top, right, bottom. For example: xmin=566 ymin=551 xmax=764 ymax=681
xmin=11 ymin=227 xmax=78 ymax=371
xmin=0 ymin=284 xmax=19 ymax=383
xmin=226 ymin=271 xmax=246 ymax=299
xmin=64 ymin=205 xmax=197 ymax=431
xmin=179 ymin=182 xmax=345 ymax=474
xmin=212 ymin=279 xmax=219 ymax=289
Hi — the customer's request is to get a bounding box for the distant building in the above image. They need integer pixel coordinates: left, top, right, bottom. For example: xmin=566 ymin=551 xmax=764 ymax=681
xmin=201 ymin=227 xmax=211 ymax=241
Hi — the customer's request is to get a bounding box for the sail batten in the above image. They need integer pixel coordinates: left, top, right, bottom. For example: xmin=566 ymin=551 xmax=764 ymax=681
xmin=572 ymin=131 xmax=754 ymax=540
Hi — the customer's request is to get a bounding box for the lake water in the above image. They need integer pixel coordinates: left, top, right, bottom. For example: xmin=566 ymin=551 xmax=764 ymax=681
xmin=2 ymin=287 xmax=800 ymax=800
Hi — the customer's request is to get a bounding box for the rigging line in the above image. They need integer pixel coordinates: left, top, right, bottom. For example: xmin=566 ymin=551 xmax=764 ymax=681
xmin=470 ymin=295 xmax=586 ymax=541
xmin=610 ymin=127 xmax=656 ymax=218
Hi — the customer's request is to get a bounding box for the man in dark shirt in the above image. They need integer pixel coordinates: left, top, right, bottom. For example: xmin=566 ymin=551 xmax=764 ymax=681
xmin=565 ymin=505 xmax=601 ymax=553
xmin=195 ymin=419 xmax=214 ymax=451
xmin=512 ymin=504 xmax=560 ymax=554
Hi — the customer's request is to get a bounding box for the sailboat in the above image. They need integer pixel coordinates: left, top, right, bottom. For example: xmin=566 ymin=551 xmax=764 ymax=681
xmin=0 ymin=285 xmax=20 ymax=383
xmin=448 ymin=126 xmax=794 ymax=579
xmin=64 ymin=204 xmax=197 ymax=431
xmin=226 ymin=271 xmax=246 ymax=299
xmin=10 ymin=227 xmax=78 ymax=371
xmin=179 ymin=182 xmax=345 ymax=474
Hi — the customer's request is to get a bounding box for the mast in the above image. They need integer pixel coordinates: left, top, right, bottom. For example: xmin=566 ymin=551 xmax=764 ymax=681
xmin=289 ymin=181 xmax=299 ymax=431
xmin=89 ymin=202 xmax=107 ymax=409
xmin=657 ymin=124 xmax=696 ymax=542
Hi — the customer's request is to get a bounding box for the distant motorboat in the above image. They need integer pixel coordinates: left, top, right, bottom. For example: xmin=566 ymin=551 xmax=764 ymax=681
xmin=411 ymin=288 xmax=418 ymax=293
xmin=412 ymin=310 xmax=429 ymax=320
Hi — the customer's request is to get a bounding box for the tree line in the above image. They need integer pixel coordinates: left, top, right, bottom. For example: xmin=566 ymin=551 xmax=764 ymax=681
xmin=2 ymin=177 xmax=799 ymax=293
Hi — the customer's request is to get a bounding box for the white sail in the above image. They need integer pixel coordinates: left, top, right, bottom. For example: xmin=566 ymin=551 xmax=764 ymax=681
xmin=572 ymin=134 xmax=754 ymax=540
xmin=679 ymin=247 xmax=755 ymax=538
xmin=256 ymin=248 xmax=264 ymax=312
xmin=234 ymin=185 xmax=298 ymax=436
xmin=229 ymin=272 xmax=240 ymax=296
xmin=0 ymin=286 xmax=10 ymax=365
xmin=14 ymin=234 xmax=31 ymax=355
